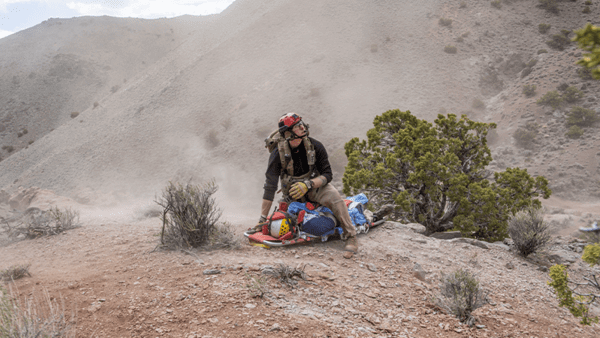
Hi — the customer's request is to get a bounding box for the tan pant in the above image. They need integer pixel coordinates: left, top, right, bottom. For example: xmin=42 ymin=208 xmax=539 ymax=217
xmin=306 ymin=184 xmax=357 ymax=237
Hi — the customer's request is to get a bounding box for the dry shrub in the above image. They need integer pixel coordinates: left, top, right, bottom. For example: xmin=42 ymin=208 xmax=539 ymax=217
xmin=435 ymin=269 xmax=487 ymax=324
xmin=3 ymin=207 xmax=80 ymax=239
xmin=444 ymin=45 xmax=457 ymax=54
xmin=522 ymin=84 xmax=537 ymax=97
xmin=1 ymin=264 xmax=31 ymax=282
xmin=508 ymin=207 xmax=551 ymax=257
xmin=513 ymin=122 xmax=539 ymax=149
xmin=156 ymin=181 xmax=229 ymax=250
xmin=0 ymin=285 xmax=75 ymax=337
xmin=565 ymin=125 xmax=584 ymax=139
xmin=439 ymin=18 xmax=452 ymax=27
xmin=539 ymin=23 xmax=551 ymax=34
xmin=538 ymin=0 xmax=559 ymax=14
xmin=262 ymin=264 xmax=307 ymax=287
xmin=245 ymin=273 xmax=269 ymax=298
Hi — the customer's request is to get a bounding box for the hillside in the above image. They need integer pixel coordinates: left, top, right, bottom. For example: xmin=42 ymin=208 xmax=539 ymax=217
xmin=1 ymin=0 xmax=600 ymax=336
xmin=0 ymin=0 xmax=597 ymax=207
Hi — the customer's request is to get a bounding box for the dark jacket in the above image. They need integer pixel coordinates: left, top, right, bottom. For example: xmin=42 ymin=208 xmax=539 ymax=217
xmin=263 ymin=137 xmax=333 ymax=201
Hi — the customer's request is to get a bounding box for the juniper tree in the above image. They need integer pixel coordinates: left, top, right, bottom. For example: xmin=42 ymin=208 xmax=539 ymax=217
xmin=573 ymin=23 xmax=600 ymax=80
xmin=343 ymin=110 xmax=550 ymax=241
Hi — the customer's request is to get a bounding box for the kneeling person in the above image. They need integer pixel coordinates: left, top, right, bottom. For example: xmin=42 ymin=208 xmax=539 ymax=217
xmin=259 ymin=113 xmax=358 ymax=258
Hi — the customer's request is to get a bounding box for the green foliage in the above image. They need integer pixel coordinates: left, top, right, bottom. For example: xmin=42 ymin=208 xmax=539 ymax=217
xmin=582 ymin=243 xmax=600 ymax=266
xmin=435 ymin=269 xmax=487 ymax=323
xmin=444 ymin=45 xmax=458 ymax=54
xmin=491 ymin=1 xmax=502 ymax=8
xmin=508 ymin=206 xmax=551 ymax=257
xmin=585 ymin=0 xmax=593 ymax=5
xmin=565 ymin=125 xmax=584 ymax=139
xmin=538 ymin=0 xmax=559 ymax=14
xmin=567 ymin=106 xmax=599 ymax=127
xmin=539 ymin=23 xmax=551 ymax=34
xmin=523 ymin=84 xmax=537 ymax=97
xmin=573 ymin=23 xmax=600 ymax=80
xmin=546 ymin=33 xmax=570 ymax=50
xmin=537 ymin=90 xmax=563 ymax=110
xmin=583 ymin=5 xmax=591 ymax=13
xmin=548 ymin=265 xmax=598 ymax=325
xmin=562 ymin=86 xmax=584 ymax=103
xmin=2 ymin=145 xmax=14 ymax=153
xmin=538 ymin=48 xmax=548 ymax=54
xmin=343 ymin=110 xmax=550 ymax=241
xmin=439 ymin=18 xmax=453 ymax=27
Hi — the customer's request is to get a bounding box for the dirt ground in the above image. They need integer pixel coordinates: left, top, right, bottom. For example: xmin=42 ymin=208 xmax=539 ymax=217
xmin=2 ymin=201 xmax=600 ymax=338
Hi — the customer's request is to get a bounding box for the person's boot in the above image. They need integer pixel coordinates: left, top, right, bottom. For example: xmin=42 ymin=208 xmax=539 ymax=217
xmin=343 ymin=235 xmax=358 ymax=259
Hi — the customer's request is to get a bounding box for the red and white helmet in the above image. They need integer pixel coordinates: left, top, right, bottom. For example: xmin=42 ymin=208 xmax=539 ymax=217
xmin=278 ymin=113 xmax=308 ymax=138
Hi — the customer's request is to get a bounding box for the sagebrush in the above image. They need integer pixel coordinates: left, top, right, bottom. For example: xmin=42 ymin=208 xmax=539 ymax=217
xmin=156 ymin=181 xmax=238 ymax=250
xmin=508 ymin=207 xmax=551 ymax=257
xmin=435 ymin=269 xmax=487 ymax=324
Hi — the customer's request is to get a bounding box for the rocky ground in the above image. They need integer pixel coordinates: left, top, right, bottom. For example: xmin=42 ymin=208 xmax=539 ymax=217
xmin=1 ymin=189 xmax=600 ymax=337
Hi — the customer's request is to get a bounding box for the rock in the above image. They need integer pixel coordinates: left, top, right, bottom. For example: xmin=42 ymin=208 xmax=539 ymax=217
xmin=0 ymin=190 xmax=9 ymax=204
xmin=269 ymin=323 xmax=281 ymax=332
xmin=490 ymin=242 xmax=510 ymax=250
xmin=448 ymin=238 xmax=489 ymax=249
xmin=506 ymin=262 xmax=515 ymax=270
xmin=385 ymin=221 xmax=426 ymax=234
xmin=430 ymin=231 xmax=462 ymax=239
xmin=548 ymin=251 xmax=577 ymax=265
xmin=203 ymin=269 xmax=221 ymax=275
xmin=367 ymin=263 xmax=378 ymax=272
xmin=245 ymin=304 xmax=256 ymax=309
xmin=412 ymin=263 xmax=427 ymax=282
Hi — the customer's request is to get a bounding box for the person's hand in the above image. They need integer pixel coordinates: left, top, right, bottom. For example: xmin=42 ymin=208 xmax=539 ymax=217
xmin=252 ymin=215 xmax=268 ymax=232
xmin=289 ymin=181 xmax=311 ymax=200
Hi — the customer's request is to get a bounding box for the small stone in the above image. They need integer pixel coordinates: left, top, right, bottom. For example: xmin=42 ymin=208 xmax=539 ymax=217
xmin=476 ymin=325 xmax=486 ymax=329
xmin=245 ymin=304 xmax=256 ymax=309
xmin=367 ymin=263 xmax=378 ymax=272
xmin=505 ymin=262 xmax=514 ymax=270
xmin=269 ymin=323 xmax=281 ymax=331
xmin=203 ymin=269 xmax=221 ymax=275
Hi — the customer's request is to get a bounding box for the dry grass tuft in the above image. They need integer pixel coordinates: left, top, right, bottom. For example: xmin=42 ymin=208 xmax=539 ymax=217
xmin=1 ymin=264 xmax=31 ymax=282
xmin=0 ymin=285 xmax=76 ymax=337
xmin=263 ymin=264 xmax=307 ymax=287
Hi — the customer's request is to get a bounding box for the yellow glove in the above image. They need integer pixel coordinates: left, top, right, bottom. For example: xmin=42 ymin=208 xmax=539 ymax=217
xmin=289 ymin=181 xmax=311 ymax=200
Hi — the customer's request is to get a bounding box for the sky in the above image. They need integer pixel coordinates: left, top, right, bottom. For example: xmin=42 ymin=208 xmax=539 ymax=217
xmin=0 ymin=0 xmax=236 ymax=39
